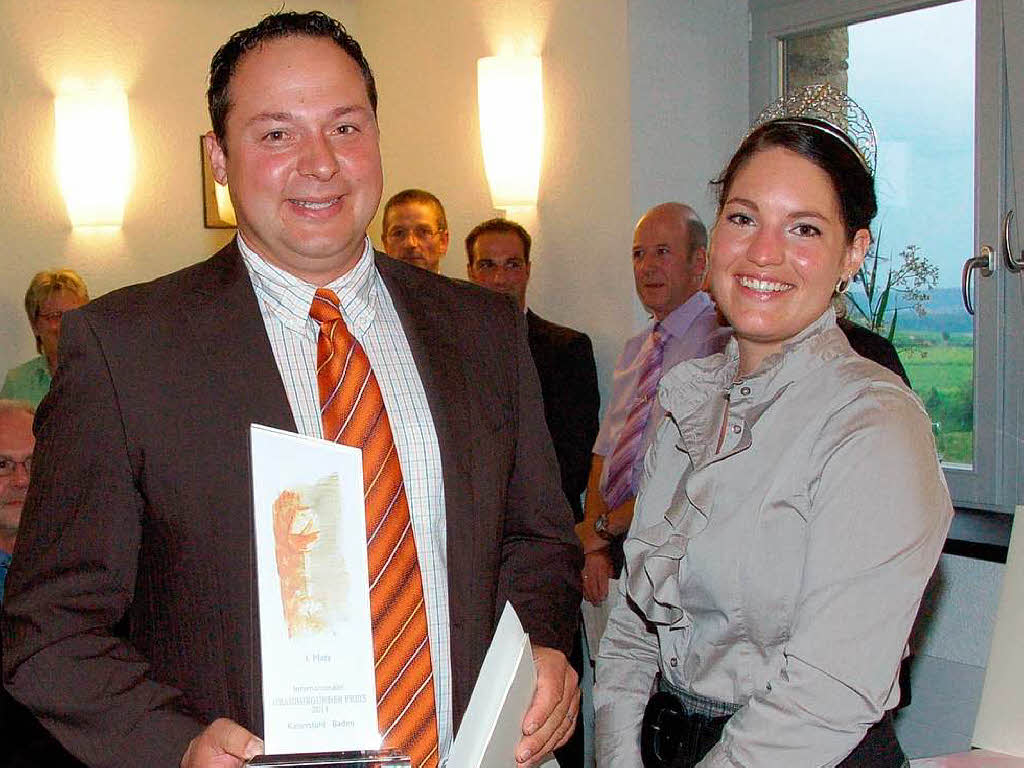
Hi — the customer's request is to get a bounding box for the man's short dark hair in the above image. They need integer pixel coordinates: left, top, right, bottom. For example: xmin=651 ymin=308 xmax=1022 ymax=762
xmin=465 ymin=219 xmax=532 ymax=265
xmin=207 ymin=11 xmax=377 ymax=151
xmin=382 ymin=189 xmax=448 ymax=234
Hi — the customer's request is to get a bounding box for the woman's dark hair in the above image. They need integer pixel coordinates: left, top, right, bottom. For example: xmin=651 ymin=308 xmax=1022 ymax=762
xmin=207 ymin=11 xmax=377 ymax=152
xmin=711 ymin=119 xmax=877 ymax=243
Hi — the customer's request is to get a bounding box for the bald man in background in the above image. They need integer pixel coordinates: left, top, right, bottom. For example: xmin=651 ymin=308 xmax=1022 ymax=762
xmin=576 ymin=203 xmax=729 ymax=605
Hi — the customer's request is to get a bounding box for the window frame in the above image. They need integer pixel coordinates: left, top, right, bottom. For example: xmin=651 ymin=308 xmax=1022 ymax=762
xmin=748 ymin=0 xmax=1022 ymax=515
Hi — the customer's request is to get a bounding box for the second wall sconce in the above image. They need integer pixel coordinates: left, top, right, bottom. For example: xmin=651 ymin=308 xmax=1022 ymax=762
xmin=477 ymin=55 xmax=544 ymax=211
xmin=201 ymin=137 xmax=237 ymax=228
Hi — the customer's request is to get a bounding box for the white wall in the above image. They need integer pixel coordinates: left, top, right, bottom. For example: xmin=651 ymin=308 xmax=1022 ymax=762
xmin=360 ymin=0 xmax=634 ymax=394
xmin=363 ymin=0 xmax=751 ymax=399
xmin=629 ymin=0 xmax=750 ymax=225
xmin=627 ymin=0 xmax=750 ymax=328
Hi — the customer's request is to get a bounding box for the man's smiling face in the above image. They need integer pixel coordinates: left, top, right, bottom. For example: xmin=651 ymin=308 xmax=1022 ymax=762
xmin=205 ymin=35 xmax=383 ymax=284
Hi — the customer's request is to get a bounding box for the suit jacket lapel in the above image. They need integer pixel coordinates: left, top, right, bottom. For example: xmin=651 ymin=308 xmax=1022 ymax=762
xmin=178 ymin=240 xmax=296 ymax=731
xmin=379 ymin=255 xmax=494 ymax=725
xmin=526 ymin=308 xmax=539 ymax=335
xmin=181 ymin=240 xmax=297 ymax=435
xmin=525 ymin=308 xmax=547 ymax=362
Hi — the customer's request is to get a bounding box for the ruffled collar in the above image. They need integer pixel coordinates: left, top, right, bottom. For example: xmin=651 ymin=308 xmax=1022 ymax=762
xmin=729 ymin=305 xmax=846 ymax=386
xmin=658 ymin=308 xmax=843 ymax=447
xmin=625 ymin=308 xmax=845 ymax=628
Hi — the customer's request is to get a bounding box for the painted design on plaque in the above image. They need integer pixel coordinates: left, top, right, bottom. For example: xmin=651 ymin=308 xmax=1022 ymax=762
xmin=271 ymin=475 xmax=350 ymax=638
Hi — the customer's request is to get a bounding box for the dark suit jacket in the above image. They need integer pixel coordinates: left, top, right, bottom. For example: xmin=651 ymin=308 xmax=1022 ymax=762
xmin=837 ymin=317 xmax=912 ymax=387
xmin=2 ymin=615 xmax=84 ymax=768
xmin=0 ymin=682 xmax=85 ymax=768
xmin=525 ymin=311 xmax=599 ymax=522
xmin=1 ymin=244 xmax=581 ymax=768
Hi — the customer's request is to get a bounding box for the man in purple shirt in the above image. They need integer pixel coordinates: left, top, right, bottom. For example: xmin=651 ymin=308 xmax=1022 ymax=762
xmin=575 ymin=203 xmax=730 ymax=604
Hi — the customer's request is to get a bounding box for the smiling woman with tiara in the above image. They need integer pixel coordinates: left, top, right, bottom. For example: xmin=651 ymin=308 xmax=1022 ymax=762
xmin=594 ymin=84 xmax=953 ymax=768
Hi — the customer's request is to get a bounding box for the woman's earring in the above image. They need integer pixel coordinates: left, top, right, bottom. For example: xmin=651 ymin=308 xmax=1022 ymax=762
xmin=835 ymin=276 xmax=850 ymax=294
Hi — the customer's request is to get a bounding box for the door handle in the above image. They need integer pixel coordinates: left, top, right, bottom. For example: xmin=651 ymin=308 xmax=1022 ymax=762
xmin=1005 ymin=210 xmax=1023 ymax=272
xmin=961 ymin=245 xmax=993 ymax=316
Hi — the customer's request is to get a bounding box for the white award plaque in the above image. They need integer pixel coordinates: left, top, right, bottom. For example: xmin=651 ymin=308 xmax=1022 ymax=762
xmin=250 ymin=424 xmax=381 ymax=757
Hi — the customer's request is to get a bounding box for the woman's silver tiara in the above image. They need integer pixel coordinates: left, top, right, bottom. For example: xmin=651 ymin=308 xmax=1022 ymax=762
xmin=749 ymin=83 xmax=877 ymax=175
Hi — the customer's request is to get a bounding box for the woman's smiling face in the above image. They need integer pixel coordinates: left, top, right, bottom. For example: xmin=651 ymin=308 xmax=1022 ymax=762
xmin=709 ymin=146 xmax=870 ymax=374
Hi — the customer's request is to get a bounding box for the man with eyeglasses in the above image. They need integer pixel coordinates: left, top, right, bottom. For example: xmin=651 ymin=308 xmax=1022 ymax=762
xmin=467 ymin=218 xmax=599 ymax=768
xmin=381 ymin=188 xmax=450 ymax=273
xmin=0 ymin=400 xmax=34 ymax=603
xmin=0 ymin=398 xmax=84 ymax=766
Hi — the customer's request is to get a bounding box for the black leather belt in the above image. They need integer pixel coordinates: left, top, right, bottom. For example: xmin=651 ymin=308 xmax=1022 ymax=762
xmin=641 ymin=690 xmax=731 ymax=768
xmin=639 ymin=674 xmax=907 ymax=768
xmin=640 ymin=675 xmax=738 ymax=768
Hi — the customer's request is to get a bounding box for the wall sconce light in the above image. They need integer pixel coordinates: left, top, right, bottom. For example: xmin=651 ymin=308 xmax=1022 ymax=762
xmin=214 ymin=183 xmax=236 ymax=226
xmin=54 ymin=81 xmax=132 ymax=228
xmin=477 ymin=55 xmax=544 ymax=210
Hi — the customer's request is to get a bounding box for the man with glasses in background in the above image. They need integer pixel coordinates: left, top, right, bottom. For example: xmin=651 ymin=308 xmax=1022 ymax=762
xmin=0 ymin=400 xmax=34 ymax=601
xmin=381 ymin=188 xmax=450 ymax=273
xmin=0 ymin=399 xmax=84 ymax=766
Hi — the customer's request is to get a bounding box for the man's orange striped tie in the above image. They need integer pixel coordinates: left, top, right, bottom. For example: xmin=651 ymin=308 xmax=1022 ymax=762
xmin=310 ymin=288 xmax=439 ymax=768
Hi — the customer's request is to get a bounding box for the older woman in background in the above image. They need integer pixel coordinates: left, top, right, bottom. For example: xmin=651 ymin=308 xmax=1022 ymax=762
xmin=1 ymin=269 xmax=89 ymax=407
xmin=595 ymin=86 xmax=952 ymax=767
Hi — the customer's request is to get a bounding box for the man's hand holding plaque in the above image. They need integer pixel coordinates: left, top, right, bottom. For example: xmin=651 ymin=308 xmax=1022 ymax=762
xmin=181 ymin=719 xmax=265 ymax=768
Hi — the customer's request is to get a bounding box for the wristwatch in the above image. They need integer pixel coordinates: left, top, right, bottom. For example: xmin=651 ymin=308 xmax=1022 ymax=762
xmin=594 ymin=512 xmax=616 ymax=541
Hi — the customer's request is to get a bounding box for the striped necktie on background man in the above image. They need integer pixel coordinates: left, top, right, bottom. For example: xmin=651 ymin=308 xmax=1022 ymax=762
xmin=601 ymin=324 xmax=666 ymax=509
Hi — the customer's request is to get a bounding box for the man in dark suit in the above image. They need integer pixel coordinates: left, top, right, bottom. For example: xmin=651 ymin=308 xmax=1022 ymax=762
xmin=525 ymin=315 xmax=601 ymax=523
xmin=466 ymin=219 xmax=598 ymax=767
xmin=2 ymin=13 xmax=580 ymax=768
xmin=465 ymin=219 xmax=600 ymax=522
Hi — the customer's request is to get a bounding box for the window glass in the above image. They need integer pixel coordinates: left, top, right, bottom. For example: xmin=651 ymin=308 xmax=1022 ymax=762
xmin=785 ymin=0 xmax=976 ymax=466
